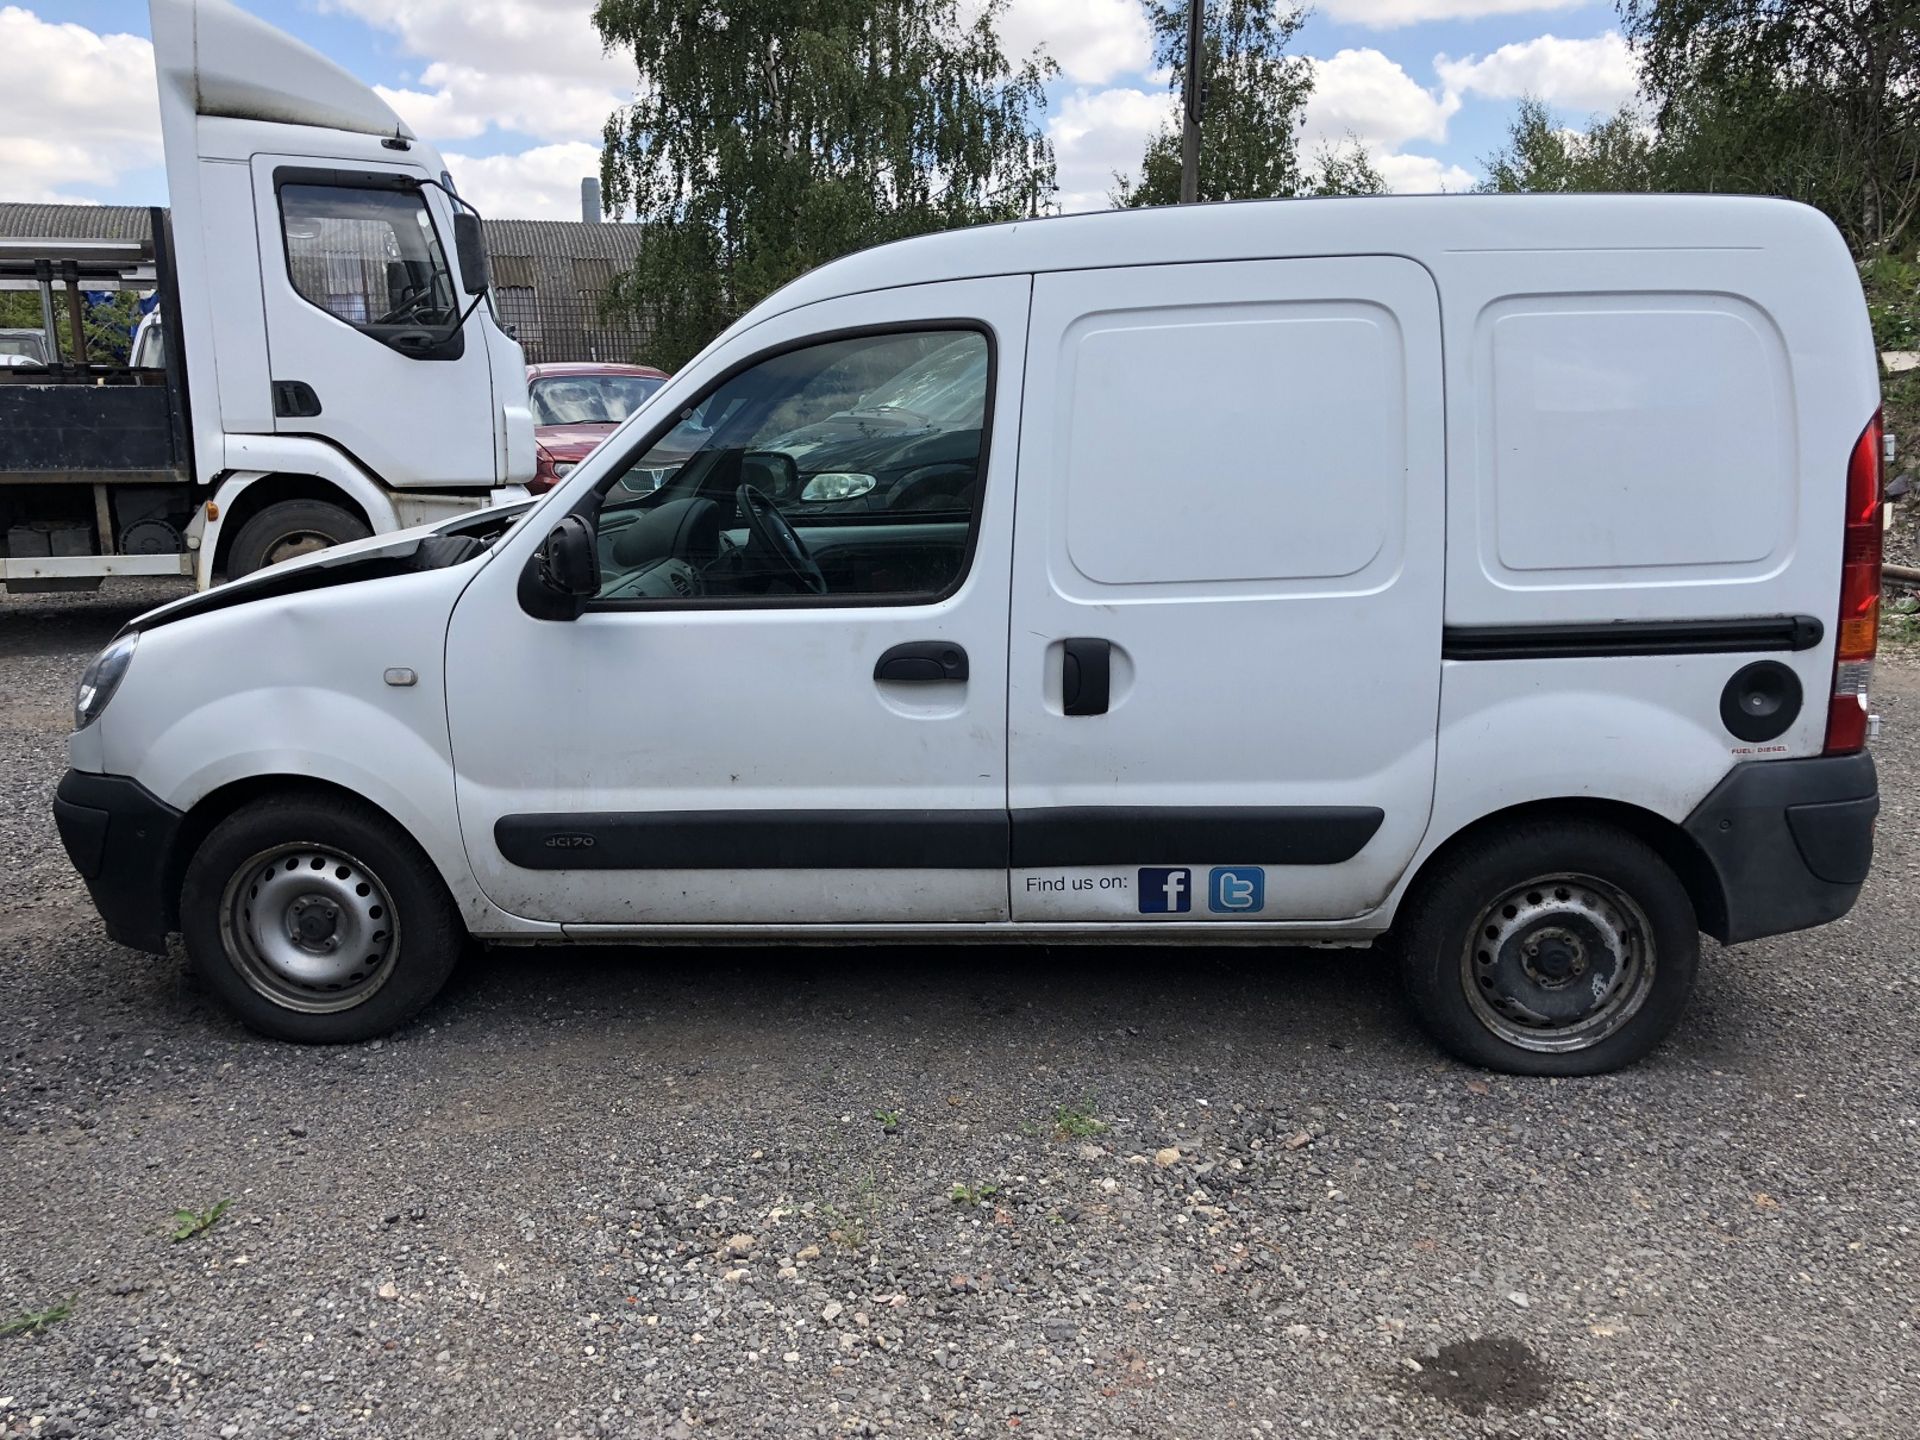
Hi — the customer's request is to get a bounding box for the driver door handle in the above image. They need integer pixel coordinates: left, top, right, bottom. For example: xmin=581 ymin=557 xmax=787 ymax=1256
xmin=874 ymin=641 xmax=969 ymax=683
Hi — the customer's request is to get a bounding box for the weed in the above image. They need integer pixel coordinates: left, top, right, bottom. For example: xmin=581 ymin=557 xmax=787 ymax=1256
xmin=873 ymin=1107 xmax=901 ymax=1132
xmin=821 ymin=1203 xmax=868 ymax=1251
xmin=0 ymin=1299 xmax=73 ymax=1337
xmin=1053 ymin=1097 xmax=1108 ymax=1139
xmin=170 ymin=1199 xmax=232 ymax=1243
xmin=949 ymin=1181 xmax=1000 ymax=1207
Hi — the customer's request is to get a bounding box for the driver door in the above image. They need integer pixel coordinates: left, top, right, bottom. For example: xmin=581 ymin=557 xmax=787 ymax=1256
xmin=249 ymin=155 xmax=499 ymax=486
xmin=443 ymin=275 xmax=1029 ymax=929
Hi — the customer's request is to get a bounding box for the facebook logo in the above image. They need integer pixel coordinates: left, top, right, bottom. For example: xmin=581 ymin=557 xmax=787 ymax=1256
xmin=1138 ymin=867 xmax=1193 ymax=913
xmin=1208 ymin=866 xmax=1266 ymax=913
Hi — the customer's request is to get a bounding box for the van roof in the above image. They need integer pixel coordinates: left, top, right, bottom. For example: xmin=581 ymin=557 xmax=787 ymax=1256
xmin=760 ymin=193 xmax=1848 ymax=319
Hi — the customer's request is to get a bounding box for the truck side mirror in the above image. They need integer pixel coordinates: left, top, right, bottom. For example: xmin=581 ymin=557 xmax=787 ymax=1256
xmin=518 ymin=514 xmax=599 ymax=620
xmin=453 ymin=212 xmax=489 ymax=296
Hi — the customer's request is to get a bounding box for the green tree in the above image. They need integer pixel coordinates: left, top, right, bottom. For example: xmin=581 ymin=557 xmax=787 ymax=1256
xmin=1303 ymin=138 xmax=1390 ymax=197
xmin=595 ymin=0 xmax=1056 ymax=367
xmin=1475 ymin=96 xmax=1661 ymax=194
xmin=0 ymin=289 xmax=143 ymax=363
xmin=1115 ymin=0 xmax=1322 ymax=206
xmin=1619 ymin=0 xmax=1920 ymax=253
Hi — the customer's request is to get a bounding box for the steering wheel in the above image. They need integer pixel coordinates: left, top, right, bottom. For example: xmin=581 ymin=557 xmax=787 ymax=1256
xmin=736 ymin=483 xmax=826 ymax=595
xmin=375 ymin=286 xmax=435 ymax=326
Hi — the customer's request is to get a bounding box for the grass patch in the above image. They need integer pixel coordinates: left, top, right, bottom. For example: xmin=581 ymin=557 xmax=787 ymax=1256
xmin=1053 ymin=1097 xmax=1108 ymax=1140
xmin=1 ymin=1298 xmax=74 ymax=1337
xmin=170 ymin=1199 xmax=232 ymax=1243
xmin=821 ymin=1168 xmax=885 ymax=1252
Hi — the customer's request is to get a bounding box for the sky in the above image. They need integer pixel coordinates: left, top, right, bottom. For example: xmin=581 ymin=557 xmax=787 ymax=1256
xmin=0 ymin=0 xmax=1640 ymax=220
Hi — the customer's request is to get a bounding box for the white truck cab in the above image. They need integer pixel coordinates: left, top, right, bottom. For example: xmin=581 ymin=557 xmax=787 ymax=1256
xmin=55 ymin=195 xmax=1883 ymax=1074
xmin=152 ymin=0 xmax=535 ymax=578
xmin=0 ymin=0 xmax=532 ymax=595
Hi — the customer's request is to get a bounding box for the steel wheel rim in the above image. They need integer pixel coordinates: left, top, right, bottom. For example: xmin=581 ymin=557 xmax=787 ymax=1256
xmin=1460 ymin=871 xmax=1656 ymax=1054
xmin=219 ymin=843 xmax=400 ymax=1014
xmin=264 ymin=531 xmax=333 ymax=567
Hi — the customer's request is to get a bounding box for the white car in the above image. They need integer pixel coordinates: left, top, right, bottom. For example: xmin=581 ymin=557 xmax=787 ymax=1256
xmin=55 ymin=194 xmax=1883 ymax=1074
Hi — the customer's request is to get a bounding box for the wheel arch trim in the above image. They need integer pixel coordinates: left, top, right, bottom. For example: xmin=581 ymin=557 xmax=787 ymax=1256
xmin=1387 ymin=795 xmax=1727 ymax=942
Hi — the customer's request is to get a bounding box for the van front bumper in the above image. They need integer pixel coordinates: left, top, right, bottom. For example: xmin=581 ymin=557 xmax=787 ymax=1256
xmin=52 ymin=769 xmax=183 ymax=955
xmin=1683 ymin=752 xmax=1879 ymax=945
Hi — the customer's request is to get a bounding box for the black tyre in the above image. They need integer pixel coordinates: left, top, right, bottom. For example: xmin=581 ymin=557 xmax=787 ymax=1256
xmin=225 ymin=499 xmax=371 ymax=578
xmin=180 ymin=793 xmax=464 ymax=1043
xmin=1395 ymin=819 xmax=1699 ymax=1076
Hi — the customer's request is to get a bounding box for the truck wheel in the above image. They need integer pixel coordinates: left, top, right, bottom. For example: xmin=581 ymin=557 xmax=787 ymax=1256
xmin=1395 ymin=819 xmax=1699 ymax=1076
xmin=179 ymin=793 xmax=464 ymax=1043
xmin=225 ymin=499 xmax=370 ymax=577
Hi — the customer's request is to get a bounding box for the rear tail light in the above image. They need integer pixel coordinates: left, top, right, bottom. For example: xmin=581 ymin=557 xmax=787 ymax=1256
xmin=1824 ymin=410 xmax=1883 ymax=753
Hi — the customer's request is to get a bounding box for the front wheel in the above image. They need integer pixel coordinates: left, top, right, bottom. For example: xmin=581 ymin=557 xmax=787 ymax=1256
xmin=225 ymin=499 xmax=371 ymax=578
xmin=1395 ymin=819 xmax=1700 ymax=1076
xmin=180 ymin=793 xmax=464 ymax=1042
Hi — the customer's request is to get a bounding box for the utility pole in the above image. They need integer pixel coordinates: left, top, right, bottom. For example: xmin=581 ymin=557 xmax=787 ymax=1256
xmin=1178 ymin=0 xmax=1207 ymax=204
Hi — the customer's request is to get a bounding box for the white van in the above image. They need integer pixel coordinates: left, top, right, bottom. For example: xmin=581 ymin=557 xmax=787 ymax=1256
xmin=54 ymin=196 xmax=1884 ymax=1074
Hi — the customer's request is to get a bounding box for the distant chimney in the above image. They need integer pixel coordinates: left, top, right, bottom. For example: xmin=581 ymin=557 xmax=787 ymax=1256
xmin=581 ymin=177 xmax=602 ymax=224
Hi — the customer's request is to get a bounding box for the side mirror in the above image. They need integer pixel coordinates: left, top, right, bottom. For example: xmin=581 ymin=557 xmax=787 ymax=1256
xmin=453 ymin=211 xmax=490 ymax=296
xmin=519 ymin=514 xmax=599 ymax=620
xmin=741 ymin=450 xmax=800 ymax=499
xmin=541 ymin=515 xmax=599 ymax=596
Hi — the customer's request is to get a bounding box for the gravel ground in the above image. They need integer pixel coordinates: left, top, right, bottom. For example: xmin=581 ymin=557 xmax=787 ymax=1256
xmin=2 ymin=581 xmax=1916 ymax=1440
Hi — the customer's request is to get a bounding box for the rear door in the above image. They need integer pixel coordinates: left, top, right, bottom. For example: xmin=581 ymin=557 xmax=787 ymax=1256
xmin=1006 ymin=258 xmax=1446 ymax=924
xmin=249 ymin=156 xmax=499 ymax=486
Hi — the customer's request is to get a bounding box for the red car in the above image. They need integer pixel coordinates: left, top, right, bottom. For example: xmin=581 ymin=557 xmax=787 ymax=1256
xmin=527 ymin=362 xmax=671 ymax=493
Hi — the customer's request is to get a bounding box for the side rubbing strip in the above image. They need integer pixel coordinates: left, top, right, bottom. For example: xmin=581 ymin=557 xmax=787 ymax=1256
xmin=497 ymin=810 xmax=1009 ymax=870
xmin=1011 ymin=807 xmax=1383 ymax=867
xmin=497 ymin=807 xmax=1385 ymax=870
xmin=1442 ymin=615 xmax=1824 ymax=662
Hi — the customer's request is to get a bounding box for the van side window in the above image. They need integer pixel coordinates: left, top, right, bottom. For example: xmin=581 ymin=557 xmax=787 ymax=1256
xmin=593 ymin=329 xmax=990 ymax=605
xmin=278 ymin=182 xmax=458 ymax=345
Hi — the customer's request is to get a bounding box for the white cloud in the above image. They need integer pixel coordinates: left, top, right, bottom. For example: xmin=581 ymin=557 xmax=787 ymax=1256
xmin=1371 ymin=151 xmax=1476 ymax=192
xmin=1320 ymin=0 xmax=1586 ymax=28
xmin=1046 ymin=85 xmax=1178 ymax=213
xmin=327 ymin=0 xmax=634 ymax=149
xmin=327 ymin=0 xmax=632 ymax=217
xmin=1303 ymin=48 xmax=1460 ymax=151
xmin=0 ymin=7 xmax=159 ymax=204
xmin=322 ymin=0 xmax=630 ymax=88
xmin=995 ymin=0 xmax=1154 ymax=86
xmin=378 ymin=63 xmax=627 ymax=145
xmin=442 ymin=141 xmax=605 ymax=220
xmin=1436 ymin=32 xmax=1639 ymax=116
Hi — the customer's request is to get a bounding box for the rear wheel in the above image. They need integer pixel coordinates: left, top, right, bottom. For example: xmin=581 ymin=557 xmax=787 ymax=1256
xmin=225 ymin=499 xmax=371 ymax=578
xmin=180 ymin=793 xmax=463 ymax=1042
xmin=1395 ymin=819 xmax=1699 ymax=1076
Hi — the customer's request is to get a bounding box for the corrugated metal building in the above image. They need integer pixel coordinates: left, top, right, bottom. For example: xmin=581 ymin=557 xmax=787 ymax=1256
xmin=0 ymin=203 xmax=654 ymax=366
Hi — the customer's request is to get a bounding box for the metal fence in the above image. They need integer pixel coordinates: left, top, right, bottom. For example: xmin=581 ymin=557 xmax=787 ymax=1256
xmin=494 ymin=288 xmax=660 ymax=367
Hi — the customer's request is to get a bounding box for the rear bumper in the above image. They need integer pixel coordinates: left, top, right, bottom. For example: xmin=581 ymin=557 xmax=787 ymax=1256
xmin=52 ymin=769 xmax=183 ymax=955
xmin=1683 ymin=752 xmax=1878 ymax=944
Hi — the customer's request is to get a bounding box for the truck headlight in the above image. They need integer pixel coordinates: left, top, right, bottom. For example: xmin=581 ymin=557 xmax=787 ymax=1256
xmin=74 ymin=632 xmax=138 ymax=731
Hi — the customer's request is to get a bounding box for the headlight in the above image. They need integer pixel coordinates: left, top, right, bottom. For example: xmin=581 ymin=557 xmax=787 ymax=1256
xmin=800 ymin=471 xmax=878 ymax=502
xmin=74 ymin=631 xmax=138 ymax=731
xmin=553 ymin=461 xmax=577 ymax=477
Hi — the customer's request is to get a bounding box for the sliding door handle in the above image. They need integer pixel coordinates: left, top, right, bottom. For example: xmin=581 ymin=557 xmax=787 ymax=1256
xmin=1062 ymin=637 xmax=1111 ymax=716
xmin=875 ymin=641 xmax=969 ymax=683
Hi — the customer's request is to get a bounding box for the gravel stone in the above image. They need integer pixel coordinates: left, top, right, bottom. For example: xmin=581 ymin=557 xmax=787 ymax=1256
xmin=1 ymin=583 xmax=1916 ymax=1438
